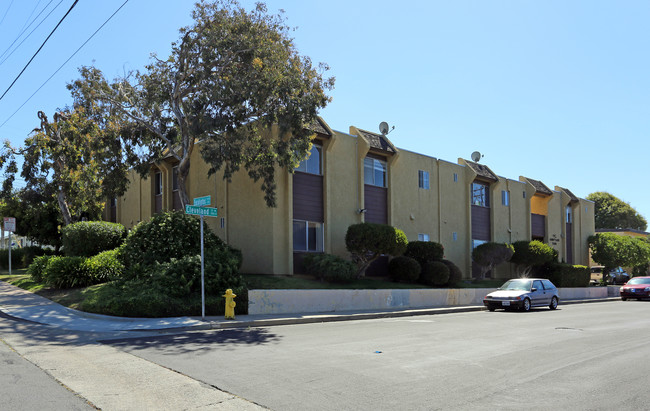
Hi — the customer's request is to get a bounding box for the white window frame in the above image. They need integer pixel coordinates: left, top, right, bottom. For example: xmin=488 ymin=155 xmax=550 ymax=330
xmin=418 ymin=170 xmax=430 ymax=189
xmin=293 ymin=219 xmax=324 ymax=252
xmin=418 ymin=233 xmax=430 ymax=242
xmin=364 ymin=157 xmax=387 ymax=188
xmin=154 ymin=171 xmax=162 ymax=196
xmin=295 ymin=144 xmax=322 ymax=175
xmin=501 ymin=190 xmax=510 ymax=206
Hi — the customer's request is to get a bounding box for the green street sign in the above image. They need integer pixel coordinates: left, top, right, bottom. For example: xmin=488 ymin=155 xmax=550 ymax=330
xmin=193 ymin=195 xmax=211 ymax=207
xmin=185 ymin=205 xmax=218 ymax=217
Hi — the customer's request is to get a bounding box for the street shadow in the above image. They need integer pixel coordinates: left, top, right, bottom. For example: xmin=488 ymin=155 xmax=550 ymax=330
xmin=100 ymin=328 xmax=282 ymax=354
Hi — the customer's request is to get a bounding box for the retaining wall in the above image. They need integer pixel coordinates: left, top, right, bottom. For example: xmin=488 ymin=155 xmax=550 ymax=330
xmin=248 ymin=287 xmax=610 ymax=315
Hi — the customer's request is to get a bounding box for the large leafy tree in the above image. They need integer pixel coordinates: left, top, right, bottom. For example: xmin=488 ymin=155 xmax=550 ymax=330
xmin=586 ymin=192 xmax=647 ymax=231
xmin=70 ymin=0 xmax=334 ymax=208
xmin=0 ymin=189 xmax=63 ymax=249
xmin=589 ymin=233 xmax=650 ymax=281
xmin=0 ymin=104 xmax=133 ymax=226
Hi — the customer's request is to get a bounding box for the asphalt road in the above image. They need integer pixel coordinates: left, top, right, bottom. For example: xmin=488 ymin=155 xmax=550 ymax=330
xmin=104 ymin=300 xmax=650 ymax=410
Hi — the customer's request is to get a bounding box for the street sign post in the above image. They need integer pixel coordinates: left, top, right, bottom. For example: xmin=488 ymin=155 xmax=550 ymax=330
xmin=186 ymin=197 xmax=218 ymax=320
xmin=184 ymin=205 xmax=218 ymax=217
xmin=3 ymin=217 xmax=15 ymax=275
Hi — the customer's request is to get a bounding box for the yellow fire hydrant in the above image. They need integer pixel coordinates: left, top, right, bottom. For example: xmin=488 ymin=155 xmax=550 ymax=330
xmin=223 ymin=289 xmax=237 ymax=320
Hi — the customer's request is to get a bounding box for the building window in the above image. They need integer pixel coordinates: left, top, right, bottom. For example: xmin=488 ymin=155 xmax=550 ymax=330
xmin=172 ymin=166 xmax=179 ymax=191
xmin=418 ymin=170 xmax=429 ymax=189
xmin=453 ymin=173 xmax=458 ymax=182
xmin=154 ymin=171 xmax=162 ymax=196
xmin=471 ymin=182 xmax=489 ymax=207
xmin=523 ymin=191 xmax=526 ymax=199
xmin=453 ymin=232 xmax=458 ymax=241
xmin=501 ymin=190 xmax=509 ymax=206
xmin=110 ymin=198 xmax=117 ymax=208
xmin=364 ymin=157 xmax=387 ymax=187
xmin=472 ymin=239 xmax=487 ymax=249
xmin=295 ymin=144 xmax=322 ymax=175
xmin=418 ymin=233 xmax=430 ymax=242
xmin=566 ymin=206 xmax=573 ymax=223
xmin=293 ymin=220 xmax=324 ymax=252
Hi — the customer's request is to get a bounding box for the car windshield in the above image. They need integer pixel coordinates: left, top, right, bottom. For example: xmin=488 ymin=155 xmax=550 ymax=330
xmin=500 ymin=279 xmax=532 ymax=291
xmin=626 ymin=278 xmax=650 ymax=285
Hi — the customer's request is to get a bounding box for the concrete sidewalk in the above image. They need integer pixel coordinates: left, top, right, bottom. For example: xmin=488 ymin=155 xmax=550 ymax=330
xmin=0 ymin=280 xmax=621 ymax=333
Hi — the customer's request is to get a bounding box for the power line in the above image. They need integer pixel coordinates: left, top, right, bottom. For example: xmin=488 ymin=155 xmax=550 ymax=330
xmin=0 ymin=0 xmax=131 ymax=130
xmin=0 ymin=0 xmax=16 ymax=28
xmin=0 ymin=0 xmax=79 ymax=103
xmin=0 ymin=0 xmax=62 ymax=66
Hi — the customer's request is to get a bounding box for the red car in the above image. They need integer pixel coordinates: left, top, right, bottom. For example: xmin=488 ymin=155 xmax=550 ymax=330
xmin=620 ymin=277 xmax=650 ymax=301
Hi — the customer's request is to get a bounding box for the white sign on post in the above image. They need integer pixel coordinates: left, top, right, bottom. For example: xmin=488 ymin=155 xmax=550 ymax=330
xmin=3 ymin=217 xmax=16 ymax=232
xmin=3 ymin=217 xmax=15 ymax=275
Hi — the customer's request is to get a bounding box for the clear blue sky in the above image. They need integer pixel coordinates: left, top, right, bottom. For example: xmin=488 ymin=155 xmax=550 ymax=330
xmin=0 ymin=0 xmax=648 ymax=225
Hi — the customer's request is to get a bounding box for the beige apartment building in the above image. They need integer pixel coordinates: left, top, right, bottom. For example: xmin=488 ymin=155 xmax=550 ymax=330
xmin=106 ymin=117 xmax=595 ymax=279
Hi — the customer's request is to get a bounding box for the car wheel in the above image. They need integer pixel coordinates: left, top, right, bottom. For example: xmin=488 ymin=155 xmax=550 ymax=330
xmin=621 ymin=297 xmax=627 ymax=301
xmin=488 ymin=306 xmax=496 ymax=312
xmin=549 ymin=297 xmax=558 ymax=310
xmin=521 ymin=298 xmax=531 ymax=312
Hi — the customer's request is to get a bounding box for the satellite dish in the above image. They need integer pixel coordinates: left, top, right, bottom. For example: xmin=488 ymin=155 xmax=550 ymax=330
xmin=471 ymin=151 xmax=482 ymax=162
xmin=379 ymin=122 xmax=390 ymax=135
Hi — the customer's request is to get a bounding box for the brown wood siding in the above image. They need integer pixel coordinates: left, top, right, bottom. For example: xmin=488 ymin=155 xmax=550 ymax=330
xmin=471 ymin=205 xmax=490 ymax=241
xmin=364 ymin=185 xmax=387 ymax=224
xmin=566 ymin=222 xmax=573 ymax=264
xmin=531 ymin=213 xmax=546 ymax=238
xmin=154 ymin=195 xmax=162 ymax=214
xmin=173 ymin=191 xmax=182 ymax=211
xmin=293 ymin=172 xmax=323 ymax=222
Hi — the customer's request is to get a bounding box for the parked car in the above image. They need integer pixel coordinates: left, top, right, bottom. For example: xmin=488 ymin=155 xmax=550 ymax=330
xmin=483 ymin=278 xmax=559 ymax=312
xmin=590 ymin=266 xmax=630 ymax=285
xmin=620 ymin=276 xmax=650 ymax=301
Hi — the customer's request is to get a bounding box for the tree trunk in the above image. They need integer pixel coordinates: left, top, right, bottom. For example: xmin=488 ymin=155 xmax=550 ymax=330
xmin=176 ymin=158 xmax=191 ymax=209
xmin=57 ymin=190 xmax=72 ymax=226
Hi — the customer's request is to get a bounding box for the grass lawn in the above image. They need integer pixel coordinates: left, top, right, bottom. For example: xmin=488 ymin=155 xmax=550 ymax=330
xmin=0 ymin=268 xmax=108 ymax=310
xmin=0 ymin=269 xmax=504 ymax=312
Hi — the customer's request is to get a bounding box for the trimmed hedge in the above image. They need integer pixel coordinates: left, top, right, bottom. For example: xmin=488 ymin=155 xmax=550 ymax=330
xmin=118 ymin=211 xmax=236 ymax=272
xmin=388 ymin=256 xmax=421 ymax=282
xmin=303 ymin=253 xmax=356 ymax=283
xmin=0 ymin=246 xmax=54 ymax=269
xmin=441 ymin=259 xmax=463 ymax=287
xmin=80 ymin=249 xmax=124 ymax=283
xmin=420 ymin=260 xmax=450 ymax=286
xmin=62 ymin=221 xmax=126 ymax=257
xmin=404 ymin=241 xmax=444 ymax=266
xmin=539 ymin=263 xmax=589 ymax=287
xmin=41 ymin=256 xmax=86 ymax=288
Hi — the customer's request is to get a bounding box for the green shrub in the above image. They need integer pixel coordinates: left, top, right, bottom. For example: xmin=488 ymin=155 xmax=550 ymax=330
xmin=441 ymin=259 xmax=463 ymax=287
xmin=388 ymin=256 xmax=421 ymax=282
xmin=80 ymin=249 xmax=124 ymax=284
xmin=303 ymin=253 xmax=356 ymax=283
xmin=404 ymin=241 xmax=444 ymax=266
xmin=0 ymin=248 xmax=26 ymax=269
xmin=472 ymin=242 xmax=514 ymax=280
xmin=79 ymin=280 xmax=248 ymax=317
xmin=41 ymin=256 xmax=86 ymax=288
xmin=21 ymin=246 xmax=54 ymax=267
xmin=345 ymin=223 xmax=408 ymax=277
xmin=62 ymin=221 xmax=126 ymax=257
xmin=538 ymin=263 xmax=589 ymax=287
xmin=420 ymin=260 xmax=450 ymax=286
xmin=118 ymin=211 xmax=235 ymax=273
xmin=27 ymin=255 xmax=55 ymax=283
xmin=510 ymin=240 xmax=557 ymax=276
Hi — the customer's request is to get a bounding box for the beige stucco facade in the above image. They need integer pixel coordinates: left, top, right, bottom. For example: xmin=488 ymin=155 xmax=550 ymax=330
xmin=108 ymin=118 xmax=595 ymax=278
